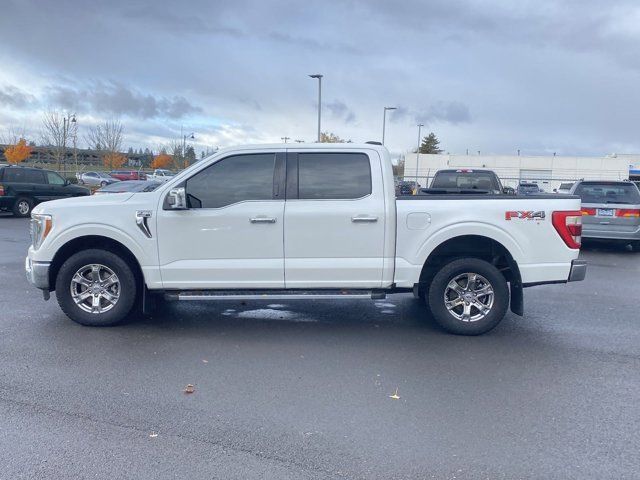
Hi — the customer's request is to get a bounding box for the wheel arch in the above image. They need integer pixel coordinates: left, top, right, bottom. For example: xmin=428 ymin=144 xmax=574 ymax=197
xmin=49 ymin=235 xmax=144 ymax=293
xmin=416 ymin=234 xmax=523 ymax=314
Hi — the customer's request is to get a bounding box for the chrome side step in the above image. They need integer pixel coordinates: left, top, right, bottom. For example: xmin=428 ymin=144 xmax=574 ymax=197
xmin=164 ymin=289 xmax=386 ymax=301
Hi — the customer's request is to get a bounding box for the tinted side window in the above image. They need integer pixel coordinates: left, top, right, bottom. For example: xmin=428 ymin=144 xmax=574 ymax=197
xmin=24 ymin=169 xmax=45 ymax=184
xmin=46 ymin=171 xmax=66 ymax=185
xmin=186 ymin=153 xmax=275 ymax=208
xmin=297 ymin=153 xmax=371 ymax=199
xmin=3 ymin=169 xmax=27 ymax=183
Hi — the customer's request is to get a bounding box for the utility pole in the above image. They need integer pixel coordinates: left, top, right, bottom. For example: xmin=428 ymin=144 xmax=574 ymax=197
xmin=415 ymin=123 xmax=424 ymax=191
xmin=382 ymin=107 xmax=397 ymax=145
xmin=281 ymin=136 xmax=290 ymax=143
xmin=308 ymin=74 xmax=323 ymax=142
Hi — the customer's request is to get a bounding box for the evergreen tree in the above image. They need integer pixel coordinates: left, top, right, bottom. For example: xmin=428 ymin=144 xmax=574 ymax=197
xmin=419 ymin=132 xmax=444 ymax=154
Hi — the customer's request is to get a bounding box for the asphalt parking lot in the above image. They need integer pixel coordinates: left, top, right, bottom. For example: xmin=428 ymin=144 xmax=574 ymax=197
xmin=1 ymin=214 xmax=639 ymax=479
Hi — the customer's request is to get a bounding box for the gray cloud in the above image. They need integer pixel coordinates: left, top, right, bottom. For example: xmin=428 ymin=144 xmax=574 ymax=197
xmin=391 ymin=102 xmax=471 ymax=126
xmin=0 ymin=86 xmax=36 ymax=109
xmin=46 ymin=82 xmax=201 ymax=119
xmin=325 ymin=100 xmax=356 ymax=124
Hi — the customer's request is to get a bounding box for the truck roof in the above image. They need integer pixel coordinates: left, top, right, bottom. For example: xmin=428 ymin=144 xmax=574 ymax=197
xmin=212 ymin=142 xmax=390 ymax=154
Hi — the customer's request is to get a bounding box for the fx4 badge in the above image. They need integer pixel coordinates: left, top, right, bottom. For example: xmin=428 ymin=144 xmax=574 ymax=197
xmin=505 ymin=211 xmax=546 ymax=221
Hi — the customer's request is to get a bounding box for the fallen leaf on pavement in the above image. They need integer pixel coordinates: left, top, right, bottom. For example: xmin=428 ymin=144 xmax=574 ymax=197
xmin=389 ymin=388 xmax=400 ymax=400
xmin=184 ymin=384 xmax=195 ymax=394
xmin=149 ymin=432 xmax=158 ymax=438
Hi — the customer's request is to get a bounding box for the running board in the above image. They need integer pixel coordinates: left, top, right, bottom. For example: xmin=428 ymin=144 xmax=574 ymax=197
xmin=164 ymin=289 xmax=386 ymax=301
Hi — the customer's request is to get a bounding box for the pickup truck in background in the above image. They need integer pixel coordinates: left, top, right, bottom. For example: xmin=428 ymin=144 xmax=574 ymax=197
xmin=147 ymin=169 xmax=176 ymax=182
xmin=422 ymin=168 xmax=510 ymax=195
xmin=25 ymin=143 xmax=586 ymax=335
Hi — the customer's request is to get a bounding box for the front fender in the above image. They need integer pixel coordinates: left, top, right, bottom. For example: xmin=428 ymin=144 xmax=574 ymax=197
xmin=32 ymin=223 xmax=153 ymax=266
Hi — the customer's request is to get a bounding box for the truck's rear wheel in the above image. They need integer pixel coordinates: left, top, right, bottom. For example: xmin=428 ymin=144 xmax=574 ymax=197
xmin=55 ymin=249 xmax=137 ymax=326
xmin=427 ymin=258 xmax=509 ymax=335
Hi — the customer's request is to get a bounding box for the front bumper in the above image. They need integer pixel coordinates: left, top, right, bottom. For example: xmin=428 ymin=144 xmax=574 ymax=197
xmin=568 ymin=259 xmax=587 ymax=282
xmin=25 ymin=256 xmax=51 ymax=290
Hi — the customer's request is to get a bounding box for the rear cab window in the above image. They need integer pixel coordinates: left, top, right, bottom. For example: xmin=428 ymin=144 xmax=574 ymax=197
xmin=431 ymin=171 xmax=500 ymax=191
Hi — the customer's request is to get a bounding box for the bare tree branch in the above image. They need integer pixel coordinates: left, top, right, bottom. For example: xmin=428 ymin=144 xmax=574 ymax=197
xmin=85 ymin=119 xmax=124 ymax=154
xmin=40 ymin=110 xmax=76 ymax=169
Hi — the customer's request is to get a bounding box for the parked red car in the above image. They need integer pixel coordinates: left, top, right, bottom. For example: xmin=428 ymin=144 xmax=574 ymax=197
xmin=109 ymin=169 xmax=147 ymax=181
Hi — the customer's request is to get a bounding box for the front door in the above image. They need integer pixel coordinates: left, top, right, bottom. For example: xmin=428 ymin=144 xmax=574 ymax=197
xmin=156 ymin=151 xmax=285 ymax=289
xmin=283 ymin=150 xmax=386 ymax=288
xmin=43 ymin=170 xmax=73 ymax=200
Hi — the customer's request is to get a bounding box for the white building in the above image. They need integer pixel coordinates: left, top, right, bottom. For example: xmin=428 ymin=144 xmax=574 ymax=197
xmin=403 ymin=153 xmax=632 ymax=191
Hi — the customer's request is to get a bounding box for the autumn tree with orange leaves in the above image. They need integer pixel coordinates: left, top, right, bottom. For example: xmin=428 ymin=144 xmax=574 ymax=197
xmin=151 ymin=153 xmax=173 ymax=169
xmin=4 ymin=138 xmax=32 ymax=165
xmin=103 ymin=152 xmax=127 ymax=169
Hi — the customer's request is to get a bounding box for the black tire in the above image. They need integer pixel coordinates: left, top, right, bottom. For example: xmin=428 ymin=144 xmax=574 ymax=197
xmin=55 ymin=249 xmax=137 ymax=326
xmin=427 ymin=258 xmax=509 ymax=335
xmin=12 ymin=197 xmax=33 ymax=217
xmin=100 ymin=181 xmax=108 ymax=187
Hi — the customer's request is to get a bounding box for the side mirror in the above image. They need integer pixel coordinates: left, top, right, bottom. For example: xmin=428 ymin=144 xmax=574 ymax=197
xmin=166 ymin=187 xmax=187 ymax=210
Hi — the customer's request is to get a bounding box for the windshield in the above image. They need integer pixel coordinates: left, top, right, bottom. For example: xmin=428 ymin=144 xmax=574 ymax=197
xmin=431 ymin=171 xmax=498 ymax=190
xmin=575 ymin=183 xmax=640 ymax=204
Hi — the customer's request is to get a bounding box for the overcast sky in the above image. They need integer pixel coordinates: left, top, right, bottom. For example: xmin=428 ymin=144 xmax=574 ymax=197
xmin=1 ymin=0 xmax=640 ymax=158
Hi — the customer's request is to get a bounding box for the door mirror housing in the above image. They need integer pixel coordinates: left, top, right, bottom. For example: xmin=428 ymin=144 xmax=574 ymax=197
xmin=165 ymin=187 xmax=188 ymax=210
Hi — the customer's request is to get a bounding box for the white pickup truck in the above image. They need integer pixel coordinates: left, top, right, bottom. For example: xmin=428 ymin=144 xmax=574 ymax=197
xmin=25 ymin=143 xmax=586 ymax=335
xmin=147 ymin=169 xmax=175 ymax=182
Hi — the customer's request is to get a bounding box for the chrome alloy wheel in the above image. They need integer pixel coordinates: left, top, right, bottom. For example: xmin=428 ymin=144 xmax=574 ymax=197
xmin=444 ymin=272 xmax=495 ymax=322
xmin=17 ymin=200 xmax=30 ymax=215
xmin=70 ymin=264 xmax=120 ymax=314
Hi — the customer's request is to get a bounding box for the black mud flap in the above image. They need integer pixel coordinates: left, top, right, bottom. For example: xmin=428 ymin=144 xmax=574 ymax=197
xmin=510 ymin=282 xmax=524 ymax=316
xmin=142 ymin=287 xmax=159 ymax=315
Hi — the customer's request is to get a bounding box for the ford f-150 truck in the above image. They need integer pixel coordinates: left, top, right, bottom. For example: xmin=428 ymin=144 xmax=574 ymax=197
xmin=25 ymin=143 xmax=586 ymax=335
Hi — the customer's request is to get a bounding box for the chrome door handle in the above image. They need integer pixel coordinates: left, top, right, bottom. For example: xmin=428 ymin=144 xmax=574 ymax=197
xmin=250 ymin=216 xmax=277 ymax=224
xmin=351 ymin=215 xmax=378 ymax=223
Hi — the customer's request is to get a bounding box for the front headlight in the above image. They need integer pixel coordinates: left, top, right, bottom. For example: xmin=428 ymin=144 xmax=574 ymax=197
xmin=30 ymin=214 xmax=53 ymax=250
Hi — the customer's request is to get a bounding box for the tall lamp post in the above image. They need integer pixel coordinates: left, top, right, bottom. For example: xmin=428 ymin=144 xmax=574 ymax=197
xmin=181 ymin=127 xmax=195 ymax=168
xmin=382 ymin=107 xmax=396 ymax=145
xmin=62 ymin=113 xmax=76 ymax=176
xmin=308 ymin=74 xmax=323 ymax=142
xmin=415 ymin=123 xmax=424 ymax=191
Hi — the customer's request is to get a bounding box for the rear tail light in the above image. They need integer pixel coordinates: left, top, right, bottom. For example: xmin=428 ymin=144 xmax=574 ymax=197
xmin=616 ymin=209 xmax=640 ymax=218
xmin=0 ymin=184 xmax=4 ymax=196
xmin=552 ymin=210 xmax=582 ymax=249
xmin=581 ymin=208 xmax=596 ymax=216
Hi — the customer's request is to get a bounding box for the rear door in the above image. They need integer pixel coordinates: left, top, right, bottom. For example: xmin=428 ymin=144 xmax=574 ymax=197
xmin=283 ymin=150 xmax=386 ymax=288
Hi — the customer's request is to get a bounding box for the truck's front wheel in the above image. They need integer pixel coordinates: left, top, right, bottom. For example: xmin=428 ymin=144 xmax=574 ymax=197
xmin=428 ymin=258 xmax=509 ymax=335
xmin=55 ymin=249 xmax=137 ymax=326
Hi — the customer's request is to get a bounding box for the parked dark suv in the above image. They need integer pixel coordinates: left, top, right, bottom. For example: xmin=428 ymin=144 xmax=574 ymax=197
xmin=0 ymin=166 xmax=90 ymax=217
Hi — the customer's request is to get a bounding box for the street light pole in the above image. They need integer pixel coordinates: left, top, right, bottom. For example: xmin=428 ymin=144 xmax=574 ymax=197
xmin=181 ymin=127 xmax=195 ymax=168
xmin=415 ymin=123 xmax=424 ymax=191
xmin=62 ymin=113 xmax=76 ymax=176
xmin=281 ymin=136 xmax=290 ymax=143
xmin=382 ymin=107 xmax=397 ymax=145
xmin=309 ymin=74 xmax=323 ymax=142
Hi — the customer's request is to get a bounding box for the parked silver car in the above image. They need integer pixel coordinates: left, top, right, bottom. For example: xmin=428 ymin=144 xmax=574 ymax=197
xmin=571 ymin=180 xmax=640 ymax=247
xmin=77 ymin=171 xmax=120 ymax=187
